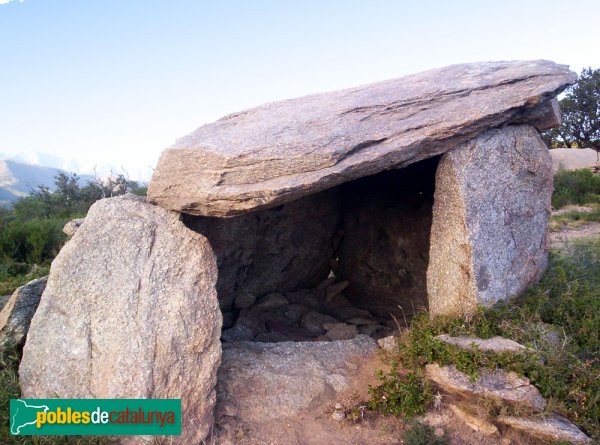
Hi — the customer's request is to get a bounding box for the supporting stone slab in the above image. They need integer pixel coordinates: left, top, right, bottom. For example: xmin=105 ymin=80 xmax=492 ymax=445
xmin=19 ymin=195 xmax=222 ymax=444
xmin=427 ymin=125 xmax=553 ymax=316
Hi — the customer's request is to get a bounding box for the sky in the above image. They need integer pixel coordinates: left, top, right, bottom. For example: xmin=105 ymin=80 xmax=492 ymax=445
xmin=1 ymin=0 xmax=599 ymax=181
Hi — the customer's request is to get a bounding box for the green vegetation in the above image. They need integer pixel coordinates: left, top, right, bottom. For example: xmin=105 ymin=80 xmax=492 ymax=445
xmin=542 ymin=67 xmax=600 ymax=155
xmin=368 ymin=238 xmax=600 ymax=439
xmin=550 ymin=204 xmax=600 ymax=231
xmin=552 ymin=168 xmax=600 ymax=209
xmin=550 ymin=168 xmax=600 ymax=231
xmin=0 ymin=172 xmax=144 ymax=296
xmin=403 ymin=422 xmax=449 ymax=445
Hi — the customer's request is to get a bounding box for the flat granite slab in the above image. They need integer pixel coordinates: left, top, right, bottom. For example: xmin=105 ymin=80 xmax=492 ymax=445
xmin=148 ymin=60 xmax=576 ymax=217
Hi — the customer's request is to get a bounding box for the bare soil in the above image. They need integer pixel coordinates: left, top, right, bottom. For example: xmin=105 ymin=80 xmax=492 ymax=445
xmin=548 ymin=222 xmax=600 ymax=248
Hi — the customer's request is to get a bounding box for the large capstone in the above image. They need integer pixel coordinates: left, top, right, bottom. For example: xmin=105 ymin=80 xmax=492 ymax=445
xmin=427 ymin=125 xmax=553 ymax=315
xmin=148 ymin=60 xmax=574 ymax=217
xmin=19 ymin=194 xmax=222 ymax=444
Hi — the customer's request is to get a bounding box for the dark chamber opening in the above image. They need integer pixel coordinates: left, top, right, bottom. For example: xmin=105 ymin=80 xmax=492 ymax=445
xmin=183 ymin=156 xmax=440 ymax=343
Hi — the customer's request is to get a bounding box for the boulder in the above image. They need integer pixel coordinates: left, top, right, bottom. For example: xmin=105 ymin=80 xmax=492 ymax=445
xmin=19 ymin=195 xmax=221 ymax=445
xmin=216 ymin=335 xmax=377 ymax=423
xmin=497 ymin=415 xmax=591 ymax=444
xmin=148 ymin=60 xmax=574 ymax=217
xmin=0 ymin=276 xmax=47 ymax=354
xmin=427 ymin=125 xmax=553 ymax=315
xmin=62 ymin=217 xmax=85 ymax=236
xmin=425 ymin=364 xmax=546 ymax=412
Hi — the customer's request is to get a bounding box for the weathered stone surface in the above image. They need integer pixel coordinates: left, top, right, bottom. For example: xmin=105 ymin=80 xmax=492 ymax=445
xmin=449 ymin=404 xmax=498 ymax=435
xmin=62 ymin=217 xmax=85 ymax=236
xmin=0 ymin=295 xmax=8 ymax=311
xmin=497 ymin=415 xmax=591 ymax=444
xmin=216 ymin=335 xmax=377 ymax=423
xmin=337 ymin=159 xmax=436 ymax=317
xmin=425 ymin=364 xmax=546 ymax=412
xmin=427 ymin=125 xmax=553 ymax=316
xmin=300 ymin=311 xmax=337 ymax=335
xmin=323 ymin=322 xmax=358 ymax=341
xmin=0 ymin=276 xmax=47 ymax=353
xmin=183 ymin=189 xmax=341 ymax=312
xmin=148 ymin=60 xmax=574 ymax=217
xmin=19 ymin=194 xmax=221 ymax=445
xmin=436 ymin=335 xmax=527 ymax=353
xmin=377 ymin=335 xmax=399 ymax=351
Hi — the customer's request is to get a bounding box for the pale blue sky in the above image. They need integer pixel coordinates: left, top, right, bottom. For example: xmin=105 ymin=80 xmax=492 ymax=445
xmin=1 ymin=0 xmax=599 ymax=180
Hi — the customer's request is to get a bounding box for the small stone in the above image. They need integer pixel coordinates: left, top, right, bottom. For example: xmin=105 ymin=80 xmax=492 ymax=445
xmin=324 ymin=323 xmax=358 ymax=341
xmin=325 ymin=281 xmax=349 ymax=302
xmin=358 ymin=324 xmax=383 ymax=336
xmin=377 ymin=335 xmax=398 ymax=351
xmin=336 ymin=306 xmax=372 ymax=320
xmin=332 ymin=403 xmax=345 ymax=421
xmin=285 ymin=289 xmax=322 ymax=310
xmin=254 ymin=293 xmax=288 ymax=309
xmin=234 ymin=291 xmax=256 ymax=309
xmin=62 ymin=217 xmax=85 ymax=236
xmin=345 ymin=317 xmax=376 ymax=326
xmin=283 ymin=304 xmax=309 ymax=323
xmin=317 ymin=276 xmax=336 ymax=290
xmin=436 ymin=334 xmax=528 ymax=353
xmin=300 ymin=311 xmax=337 ymax=334
xmin=254 ymin=332 xmax=290 ymax=343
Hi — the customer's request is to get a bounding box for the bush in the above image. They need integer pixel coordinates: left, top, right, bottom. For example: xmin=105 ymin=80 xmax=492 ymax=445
xmin=0 ymin=218 xmax=67 ymax=264
xmin=403 ymin=422 xmax=449 ymax=445
xmin=552 ymin=169 xmax=600 ymax=208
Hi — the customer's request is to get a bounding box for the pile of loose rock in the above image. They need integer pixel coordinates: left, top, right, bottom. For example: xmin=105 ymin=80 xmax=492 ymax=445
xmin=221 ymin=279 xmax=396 ymax=343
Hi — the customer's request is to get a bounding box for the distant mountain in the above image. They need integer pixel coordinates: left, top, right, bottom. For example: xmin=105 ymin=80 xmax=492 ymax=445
xmin=0 ymin=158 xmax=95 ymax=206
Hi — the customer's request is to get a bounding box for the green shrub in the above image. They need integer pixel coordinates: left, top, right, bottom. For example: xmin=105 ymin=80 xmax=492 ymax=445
xmin=0 ymin=262 xmax=49 ymax=296
xmin=0 ymin=218 xmax=67 ymax=264
xmin=403 ymin=422 xmax=449 ymax=445
xmin=552 ymin=169 xmax=600 ymax=208
xmin=368 ymin=366 xmax=432 ymax=417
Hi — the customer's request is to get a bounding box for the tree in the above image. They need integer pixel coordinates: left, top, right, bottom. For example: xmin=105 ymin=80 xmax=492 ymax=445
xmin=543 ymin=67 xmax=600 ymax=160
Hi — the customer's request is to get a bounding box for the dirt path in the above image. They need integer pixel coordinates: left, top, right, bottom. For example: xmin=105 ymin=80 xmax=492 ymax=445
xmin=549 ymin=222 xmax=600 ymax=249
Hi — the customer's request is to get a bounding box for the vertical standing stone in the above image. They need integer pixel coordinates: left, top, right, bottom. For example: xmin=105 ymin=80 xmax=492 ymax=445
xmin=427 ymin=125 xmax=553 ymax=316
xmin=20 ymin=194 xmax=221 ymax=444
